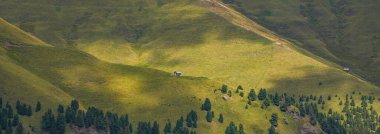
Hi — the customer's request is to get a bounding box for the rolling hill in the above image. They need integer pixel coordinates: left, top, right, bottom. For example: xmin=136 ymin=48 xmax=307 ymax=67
xmin=0 ymin=0 xmax=380 ymax=133
xmin=0 ymin=18 xmax=302 ymax=133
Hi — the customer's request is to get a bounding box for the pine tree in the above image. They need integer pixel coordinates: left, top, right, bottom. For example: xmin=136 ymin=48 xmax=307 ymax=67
xmin=239 ymin=92 xmax=244 ymax=97
xmin=71 ymin=100 xmax=79 ymax=111
xmin=15 ymin=123 xmax=23 ymax=134
xmin=56 ymin=113 xmax=66 ymax=134
xmin=202 ymin=98 xmax=212 ymax=111
xmin=12 ymin=114 xmax=19 ymax=127
xmin=75 ymin=110 xmax=85 ymax=128
xmin=164 ymin=122 xmax=171 ymax=134
xmin=268 ymin=126 xmax=276 ymax=134
xmin=27 ymin=105 xmax=32 ymax=116
xmin=269 ymin=113 xmax=278 ymax=127
xmin=57 ymin=104 xmax=65 ymax=113
xmin=218 ymin=113 xmax=224 ymax=123
xmin=151 ymin=121 xmax=159 ymax=134
xmin=35 ymin=101 xmax=41 ymax=112
xmin=350 ymin=99 xmax=355 ymax=106
xmin=221 ymin=85 xmax=228 ymax=94
xmin=258 ymin=89 xmax=267 ymax=100
xmin=4 ymin=124 xmax=11 ymax=134
xmin=248 ymin=89 xmax=257 ymax=101
xmin=206 ymin=111 xmax=213 ymax=122
xmin=186 ymin=110 xmax=197 ymax=128
xmin=272 ymin=93 xmax=280 ymax=106
xmin=225 ymin=122 xmax=238 ymax=134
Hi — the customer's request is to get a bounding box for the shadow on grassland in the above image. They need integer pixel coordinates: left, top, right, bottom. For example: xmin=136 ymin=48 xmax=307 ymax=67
xmin=267 ymin=66 xmax=380 ymax=96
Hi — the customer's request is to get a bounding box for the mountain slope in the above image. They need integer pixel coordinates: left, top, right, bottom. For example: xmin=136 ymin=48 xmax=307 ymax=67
xmin=0 ymin=0 xmax=378 ymax=96
xmin=223 ymin=0 xmax=380 ymax=86
xmin=0 ymin=18 xmax=73 ymax=130
xmin=0 ymin=18 xmax=48 ymax=46
xmin=0 ymin=18 xmax=301 ymax=133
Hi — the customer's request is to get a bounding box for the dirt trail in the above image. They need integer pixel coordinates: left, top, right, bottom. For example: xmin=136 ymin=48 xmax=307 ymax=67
xmin=200 ymin=0 xmax=290 ymax=47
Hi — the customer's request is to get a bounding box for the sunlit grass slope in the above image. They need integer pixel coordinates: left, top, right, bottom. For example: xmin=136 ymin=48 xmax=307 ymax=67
xmin=6 ymin=46 xmax=304 ymax=134
xmin=76 ymin=0 xmax=379 ymax=98
xmin=0 ymin=0 xmax=378 ymax=97
xmin=0 ymin=18 xmax=72 ymax=132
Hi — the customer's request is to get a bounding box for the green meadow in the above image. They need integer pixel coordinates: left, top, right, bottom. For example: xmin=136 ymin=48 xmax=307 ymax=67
xmin=0 ymin=0 xmax=379 ymax=133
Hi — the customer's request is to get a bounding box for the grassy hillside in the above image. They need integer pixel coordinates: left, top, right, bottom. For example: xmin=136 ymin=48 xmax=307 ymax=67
xmin=5 ymin=45 xmax=306 ymax=134
xmin=223 ymin=0 xmax=380 ymax=86
xmin=0 ymin=15 xmax=304 ymax=133
xmin=1 ymin=0 xmax=380 ymax=133
xmin=0 ymin=18 xmax=72 ymax=132
xmin=0 ymin=0 xmax=376 ymax=95
xmin=0 ymin=18 xmax=48 ymax=46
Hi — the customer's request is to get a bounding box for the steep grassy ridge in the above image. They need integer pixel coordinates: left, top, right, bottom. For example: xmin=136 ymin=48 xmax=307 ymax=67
xmin=224 ymin=0 xmax=380 ymax=86
xmin=0 ymin=19 xmax=72 ymax=130
xmin=0 ymin=18 xmax=48 ymax=46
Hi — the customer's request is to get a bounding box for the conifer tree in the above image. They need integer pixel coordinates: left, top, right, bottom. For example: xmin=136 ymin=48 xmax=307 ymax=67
xmin=269 ymin=113 xmax=278 ymax=127
xmin=12 ymin=114 xmax=19 ymax=127
xmin=258 ymin=89 xmax=267 ymax=100
xmin=248 ymin=89 xmax=257 ymax=101
xmin=221 ymin=85 xmax=228 ymax=94
xmin=206 ymin=111 xmax=213 ymax=122
xmin=164 ymin=121 xmax=171 ymax=134
xmin=272 ymin=93 xmax=280 ymax=106
xmin=56 ymin=113 xmax=66 ymax=134
xmin=151 ymin=121 xmax=159 ymax=134
xmin=57 ymin=104 xmax=64 ymax=113
xmin=201 ymin=98 xmax=212 ymax=111
xmin=268 ymin=126 xmax=276 ymax=134
xmin=239 ymin=92 xmax=244 ymax=97
xmin=15 ymin=123 xmax=23 ymax=134
xmin=225 ymin=122 xmax=238 ymax=134
xmin=35 ymin=101 xmax=41 ymax=112
xmin=218 ymin=113 xmax=224 ymax=123
xmin=71 ymin=100 xmax=79 ymax=111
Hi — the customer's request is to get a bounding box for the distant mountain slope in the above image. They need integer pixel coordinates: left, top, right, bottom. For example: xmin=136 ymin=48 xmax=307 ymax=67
xmin=222 ymin=0 xmax=380 ymax=86
xmin=0 ymin=18 xmax=48 ymax=46
xmin=0 ymin=0 xmax=378 ymax=95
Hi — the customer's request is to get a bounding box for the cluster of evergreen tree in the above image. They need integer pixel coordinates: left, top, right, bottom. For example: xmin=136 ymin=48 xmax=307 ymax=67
xmin=294 ymin=93 xmax=380 ymax=134
xmin=185 ymin=110 xmax=197 ymax=128
xmin=41 ymin=100 xmax=133 ymax=134
xmin=165 ymin=116 xmax=196 ymax=134
xmin=225 ymin=122 xmax=244 ymax=134
xmin=15 ymin=100 xmax=32 ymax=116
xmin=0 ymin=97 xmax=28 ymax=134
xmin=137 ymin=121 xmax=159 ymax=134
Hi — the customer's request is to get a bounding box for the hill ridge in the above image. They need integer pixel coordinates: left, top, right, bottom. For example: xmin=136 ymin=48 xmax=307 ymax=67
xmin=0 ymin=18 xmax=50 ymax=46
xmin=200 ymin=0 xmax=375 ymax=87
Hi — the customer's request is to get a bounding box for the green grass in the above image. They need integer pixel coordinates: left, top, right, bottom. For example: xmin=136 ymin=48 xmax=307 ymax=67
xmin=0 ymin=18 xmax=48 ymax=46
xmin=0 ymin=0 xmax=380 ymax=133
xmin=5 ymin=45 xmax=303 ymax=134
xmin=224 ymin=0 xmax=380 ymax=86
